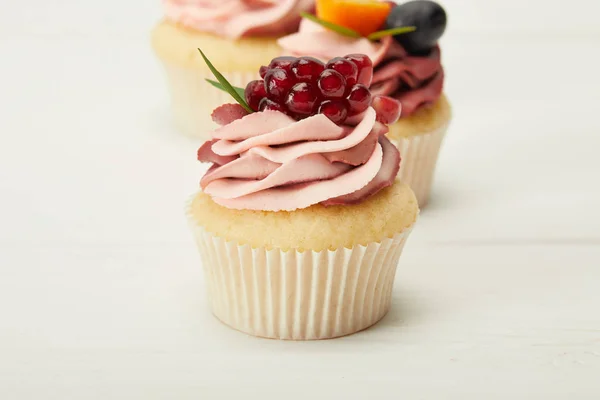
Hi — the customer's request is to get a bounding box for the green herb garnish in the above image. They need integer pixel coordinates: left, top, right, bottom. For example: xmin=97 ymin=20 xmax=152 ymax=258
xmin=206 ymin=79 xmax=246 ymax=100
xmin=367 ymin=26 xmax=416 ymax=41
xmin=300 ymin=12 xmax=416 ymax=41
xmin=198 ymin=48 xmax=253 ymax=113
xmin=300 ymin=12 xmax=361 ymax=38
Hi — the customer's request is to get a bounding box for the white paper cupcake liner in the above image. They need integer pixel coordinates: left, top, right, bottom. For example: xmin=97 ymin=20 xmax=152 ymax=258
xmin=389 ymin=123 xmax=449 ymax=207
xmin=187 ymin=212 xmax=414 ymax=340
xmin=161 ymin=63 xmax=258 ymax=138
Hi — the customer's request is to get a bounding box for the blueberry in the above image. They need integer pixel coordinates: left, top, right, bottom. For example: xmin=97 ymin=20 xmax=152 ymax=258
xmin=386 ymin=0 xmax=447 ymax=55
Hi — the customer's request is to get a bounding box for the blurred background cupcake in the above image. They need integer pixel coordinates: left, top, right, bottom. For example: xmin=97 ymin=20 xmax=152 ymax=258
xmin=151 ymin=0 xmax=315 ymax=138
xmin=279 ymin=0 xmax=451 ymax=206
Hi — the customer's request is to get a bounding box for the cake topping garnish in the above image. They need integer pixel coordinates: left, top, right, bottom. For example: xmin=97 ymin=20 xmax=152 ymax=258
xmin=200 ymin=49 xmax=401 ymax=126
xmin=254 ymin=53 xmax=401 ymax=125
xmin=301 ymin=0 xmax=416 ymax=41
xmin=199 ymin=49 xmax=253 ymax=113
xmin=385 ymin=0 xmax=447 ymax=54
xmin=315 ymin=0 xmax=393 ymax=37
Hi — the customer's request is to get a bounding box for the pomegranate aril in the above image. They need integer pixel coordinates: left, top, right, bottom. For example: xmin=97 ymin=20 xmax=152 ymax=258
xmin=345 ymin=54 xmax=373 ymax=71
xmin=259 ymin=65 xmax=269 ymax=78
xmin=372 ymin=95 xmax=401 ymax=124
xmin=259 ymin=98 xmax=286 ymax=113
xmin=268 ymin=56 xmax=297 ymax=72
xmin=291 ymin=57 xmax=325 ymax=83
xmin=264 ymin=68 xmax=295 ymax=102
xmin=244 ymin=80 xmax=267 ymax=112
xmin=318 ymin=69 xmax=346 ymax=99
xmin=318 ymin=100 xmax=348 ymax=125
xmin=347 ymin=84 xmax=371 ymax=115
xmin=326 ymin=57 xmax=358 ymax=87
xmin=345 ymin=54 xmax=374 ymax=86
xmin=285 ymin=82 xmax=319 ymax=116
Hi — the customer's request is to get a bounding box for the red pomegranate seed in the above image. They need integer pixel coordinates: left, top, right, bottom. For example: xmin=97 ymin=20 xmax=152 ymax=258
xmin=285 ymin=82 xmax=319 ymax=116
xmin=318 ymin=69 xmax=346 ymax=99
xmin=259 ymin=98 xmax=286 ymax=113
xmin=291 ymin=57 xmax=325 ymax=83
xmin=346 ymin=84 xmax=372 ymax=115
xmin=345 ymin=54 xmax=374 ymax=86
xmin=268 ymin=56 xmax=297 ymax=72
xmin=259 ymin=65 xmax=269 ymax=79
xmin=372 ymin=95 xmax=401 ymax=124
xmin=264 ymin=68 xmax=295 ymax=102
xmin=318 ymin=100 xmax=349 ymax=125
xmin=244 ymin=80 xmax=267 ymax=112
xmin=326 ymin=57 xmax=358 ymax=87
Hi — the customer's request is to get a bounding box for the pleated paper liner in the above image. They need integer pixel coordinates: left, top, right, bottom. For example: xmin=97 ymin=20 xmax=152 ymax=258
xmin=388 ymin=123 xmax=449 ymax=207
xmin=161 ymin=64 xmax=258 ymax=138
xmin=187 ymin=206 xmax=415 ymax=340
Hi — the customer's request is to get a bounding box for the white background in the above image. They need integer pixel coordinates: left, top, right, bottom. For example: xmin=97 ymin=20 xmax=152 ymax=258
xmin=1 ymin=0 xmax=600 ymax=399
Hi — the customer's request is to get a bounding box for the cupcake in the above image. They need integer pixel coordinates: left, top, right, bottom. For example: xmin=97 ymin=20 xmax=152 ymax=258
xmin=278 ymin=0 xmax=451 ymax=206
xmin=187 ymin=51 xmax=419 ymax=340
xmin=151 ymin=0 xmax=315 ymax=138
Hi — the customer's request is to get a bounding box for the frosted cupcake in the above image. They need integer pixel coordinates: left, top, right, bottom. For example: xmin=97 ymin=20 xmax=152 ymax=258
xmin=188 ymin=51 xmax=418 ymax=340
xmin=151 ymin=0 xmax=314 ymax=137
xmin=278 ymin=0 xmax=451 ymax=206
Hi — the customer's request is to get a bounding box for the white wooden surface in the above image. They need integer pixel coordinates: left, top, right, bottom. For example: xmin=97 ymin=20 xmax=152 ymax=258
xmin=1 ymin=1 xmax=600 ymax=398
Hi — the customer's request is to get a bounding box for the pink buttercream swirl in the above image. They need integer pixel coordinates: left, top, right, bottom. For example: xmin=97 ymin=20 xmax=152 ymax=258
xmin=197 ymin=107 xmax=400 ymax=211
xmin=278 ymin=19 xmax=444 ymax=117
xmin=163 ymin=0 xmax=314 ymax=39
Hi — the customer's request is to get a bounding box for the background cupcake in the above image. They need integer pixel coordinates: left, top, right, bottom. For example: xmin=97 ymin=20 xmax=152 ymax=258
xmin=188 ymin=52 xmax=418 ymax=340
xmin=278 ymin=0 xmax=451 ymax=206
xmin=151 ymin=0 xmax=314 ymax=138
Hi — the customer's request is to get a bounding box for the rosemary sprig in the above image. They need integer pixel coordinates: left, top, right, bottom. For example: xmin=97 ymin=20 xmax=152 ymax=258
xmin=300 ymin=12 xmax=361 ymax=38
xmin=206 ymin=79 xmax=246 ymax=100
xmin=367 ymin=26 xmax=416 ymax=41
xmin=300 ymin=12 xmax=416 ymax=41
xmin=198 ymin=48 xmax=253 ymax=113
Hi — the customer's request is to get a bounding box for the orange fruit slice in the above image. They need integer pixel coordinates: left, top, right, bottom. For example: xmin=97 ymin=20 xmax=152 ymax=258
xmin=316 ymin=0 xmax=392 ymax=37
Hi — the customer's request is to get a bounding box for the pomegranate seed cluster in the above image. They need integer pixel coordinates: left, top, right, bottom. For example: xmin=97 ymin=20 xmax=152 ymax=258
xmin=244 ymin=54 xmax=375 ymax=125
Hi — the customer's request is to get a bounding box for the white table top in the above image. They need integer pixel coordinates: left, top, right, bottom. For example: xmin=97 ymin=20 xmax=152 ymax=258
xmin=1 ymin=1 xmax=600 ymax=398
